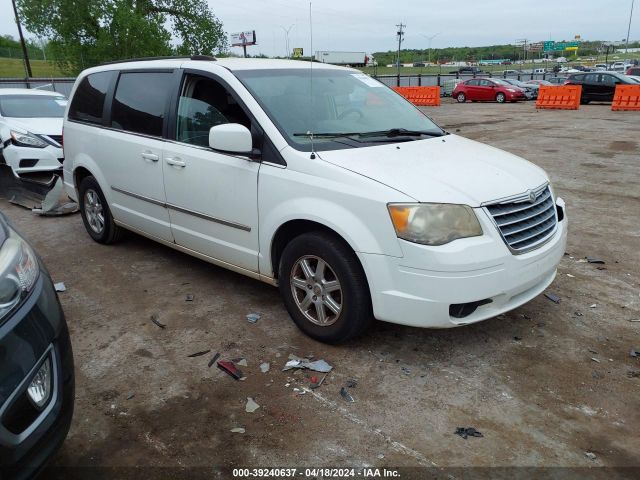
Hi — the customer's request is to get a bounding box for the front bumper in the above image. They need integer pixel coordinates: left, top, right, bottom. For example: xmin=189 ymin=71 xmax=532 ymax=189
xmin=0 ymin=270 xmax=75 ymax=480
xmin=1 ymin=144 xmax=64 ymax=176
xmin=359 ymin=198 xmax=568 ymax=328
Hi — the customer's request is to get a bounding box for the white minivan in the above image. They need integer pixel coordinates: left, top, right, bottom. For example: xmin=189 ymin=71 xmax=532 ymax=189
xmin=63 ymin=57 xmax=567 ymax=343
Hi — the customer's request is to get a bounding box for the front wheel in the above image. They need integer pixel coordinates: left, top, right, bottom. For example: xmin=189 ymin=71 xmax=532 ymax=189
xmin=278 ymin=232 xmax=372 ymax=344
xmin=456 ymin=92 xmax=466 ymax=103
xmin=496 ymin=92 xmax=506 ymax=103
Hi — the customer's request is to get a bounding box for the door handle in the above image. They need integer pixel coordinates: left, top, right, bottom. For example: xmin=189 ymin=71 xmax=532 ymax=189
xmin=141 ymin=152 xmax=159 ymax=162
xmin=166 ymin=157 xmax=186 ymax=168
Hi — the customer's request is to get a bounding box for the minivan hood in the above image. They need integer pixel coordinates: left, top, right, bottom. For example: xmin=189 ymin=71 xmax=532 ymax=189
xmin=4 ymin=117 xmax=63 ymax=135
xmin=317 ymin=134 xmax=548 ymax=206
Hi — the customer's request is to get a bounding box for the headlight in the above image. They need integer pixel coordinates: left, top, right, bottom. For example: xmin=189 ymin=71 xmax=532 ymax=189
xmin=10 ymin=130 xmax=48 ymax=148
xmin=506 ymin=88 xmax=517 ymax=92
xmin=0 ymin=226 xmax=39 ymax=322
xmin=388 ymin=203 xmax=483 ymax=246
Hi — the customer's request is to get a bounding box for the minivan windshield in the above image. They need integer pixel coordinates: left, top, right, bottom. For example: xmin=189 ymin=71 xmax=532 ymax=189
xmin=0 ymin=95 xmax=67 ymax=118
xmin=234 ymin=68 xmax=443 ymax=151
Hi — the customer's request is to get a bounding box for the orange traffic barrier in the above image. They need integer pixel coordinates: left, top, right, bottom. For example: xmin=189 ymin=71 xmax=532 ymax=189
xmin=393 ymin=86 xmax=441 ymax=106
xmin=536 ymin=85 xmax=582 ymax=110
xmin=612 ymin=84 xmax=640 ymax=111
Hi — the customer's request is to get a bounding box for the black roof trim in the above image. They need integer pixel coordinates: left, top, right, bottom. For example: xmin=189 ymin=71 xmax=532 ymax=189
xmin=100 ymin=55 xmax=217 ymax=66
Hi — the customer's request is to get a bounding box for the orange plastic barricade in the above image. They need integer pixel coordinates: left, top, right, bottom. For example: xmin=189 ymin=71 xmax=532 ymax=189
xmin=392 ymin=86 xmax=441 ymax=106
xmin=535 ymin=85 xmax=582 ymax=110
xmin=612 ymin=85 xmax=640 ymax=111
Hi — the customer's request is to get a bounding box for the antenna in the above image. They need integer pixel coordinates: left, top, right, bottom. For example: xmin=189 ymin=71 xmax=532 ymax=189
xmin=309 ymin=1 xmax=316 ymax=159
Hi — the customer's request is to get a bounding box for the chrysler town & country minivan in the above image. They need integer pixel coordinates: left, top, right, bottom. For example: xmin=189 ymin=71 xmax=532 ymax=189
xmin=62 ymin=57 xmax=567 ymax=343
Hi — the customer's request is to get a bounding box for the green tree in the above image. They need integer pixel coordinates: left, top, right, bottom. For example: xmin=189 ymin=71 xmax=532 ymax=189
xmin=16 ymin=0 xmax=227 ymax=74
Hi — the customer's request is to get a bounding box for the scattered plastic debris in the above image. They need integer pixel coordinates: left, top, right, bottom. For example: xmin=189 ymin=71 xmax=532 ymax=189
xmin=246 ymin=313 xmax=261 ymax=323
xmin=230 ymin=427 xmax=245 ymax=433
xmin=340 ymin=387 xmax=355 ymax=403
xmin=596 ymin=266 xmax=607 ymax=271
xmin=585 ymin=452 xmax=596 ymax=461
xmin=293 ymin=387 xmax=306 ymax=395
xmin=588 ymin=348 xmax=598 ymax=354
xmin=455 ymin=427 xmax=483 ymax=439
xmin=150 ymin=314 xmax=166 ymax=329
xmin=590 ymin=304 xmax=597 ymax=308
xmin=260 ymin=362 xmax=270 ymax=373
xmin=630 ymin=348 xmax=640 ymax=358
xmin=54 ymin=282 xmax=66 ymax=292
xmin=574 ymin=312 xmax=584 ymax=317
xmin=218 ymin=360 xmax=243 ymax=380
xmin=586 ymin=257 xmax=605 ymax=264
xmin=234 ymin=358 xmax=248 ymax=367
xmin=185 ymin=294 xmax=194 ymax=302
xmin=629 ymin=319 xmax=640 ymax=323
xmin=591 ymin=357 xmax=601 ymax=363
xmin=544 ymin=293 xmax=561 ymax=304
xmin=283 ymin=358 xmax=333 ymax=373
xmin=310 ymin=373 xmax=327 ymax=390
xmin=627 ymin=371 xmax=640 ymax=378
xmin=345 ymin=379 xmax=358 ymax=388
xmin=401 ymin=367 xmax=411 ymax=375
xmin=245 ymin=397 xmax=260 ymax=413
xmin=188 ymin=349 xmax=211 ymax=358
xmin=566 ymin=274 xmax=575 ymax=278
xmin=126 ymin=393 xmax=135 ymax=400
xmin=208 ymin=352 xmax=220 ymax=368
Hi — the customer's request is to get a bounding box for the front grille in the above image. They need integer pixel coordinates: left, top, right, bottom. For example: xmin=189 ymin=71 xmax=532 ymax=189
xmin=485 ymin=184 xmax=557 ymax=253
xmin=46 ymin=134 xmax=63 ymax=146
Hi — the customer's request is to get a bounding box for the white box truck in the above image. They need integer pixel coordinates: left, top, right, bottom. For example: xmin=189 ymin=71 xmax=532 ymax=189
xmin=315 ymin=51 xmax=373 ymax=67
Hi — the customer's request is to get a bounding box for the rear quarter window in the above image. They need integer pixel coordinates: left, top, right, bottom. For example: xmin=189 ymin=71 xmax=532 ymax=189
xmin=68 ymin=71 xmax=114 ymax=124
xmin=110 ymin=71 xmax=175 ymax=137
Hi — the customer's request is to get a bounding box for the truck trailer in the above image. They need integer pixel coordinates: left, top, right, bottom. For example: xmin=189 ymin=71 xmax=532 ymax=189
xmin=315 ymin=51 xmax=373 ymax=67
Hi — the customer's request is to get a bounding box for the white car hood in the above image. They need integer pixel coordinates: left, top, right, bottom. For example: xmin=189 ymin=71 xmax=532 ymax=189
xmin=317 ymin=134 xmax=548 ymax=206
xmin=4 ymin=117 xmax=63 ymax=135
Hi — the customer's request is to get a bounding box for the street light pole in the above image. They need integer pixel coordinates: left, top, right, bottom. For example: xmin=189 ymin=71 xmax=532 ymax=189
xmin=396 ymin=22 xmax=405 ymax=77
xmin=280 ymin=24 xmax=294 ymax=58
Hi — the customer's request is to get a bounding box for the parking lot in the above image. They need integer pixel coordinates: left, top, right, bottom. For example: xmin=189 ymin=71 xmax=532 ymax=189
xmin=2 ymin=100 xmax=639 ymax=477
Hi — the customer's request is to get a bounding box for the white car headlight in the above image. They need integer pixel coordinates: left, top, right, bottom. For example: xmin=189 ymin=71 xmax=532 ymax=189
xmin=10 ymin=130 xmax=49 ymax=148
xmin=0 ymin=226 xmax=39 ymax=322
xmin=388 ymin=203 xmax=483 ymax=246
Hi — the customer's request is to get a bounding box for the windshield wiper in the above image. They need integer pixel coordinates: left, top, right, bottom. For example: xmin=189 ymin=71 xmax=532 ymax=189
xmin=293 ymin=132 xmax=363 ymax=138
xmin=356 ymin=128 xmax=444 ymax=138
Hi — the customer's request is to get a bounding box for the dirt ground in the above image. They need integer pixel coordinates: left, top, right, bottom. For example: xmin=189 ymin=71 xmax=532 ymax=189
xmin=2 ymin=100 xmax=639 ymax=478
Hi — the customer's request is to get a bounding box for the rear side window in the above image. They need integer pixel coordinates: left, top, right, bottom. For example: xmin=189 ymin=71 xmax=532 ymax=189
xmin=466 ymin=79 xmax=479 ymax=86
xmin=68 ymin=72 xmax=113 ymax=124
xmin=111 ymin=71 xmax=175 ymax=137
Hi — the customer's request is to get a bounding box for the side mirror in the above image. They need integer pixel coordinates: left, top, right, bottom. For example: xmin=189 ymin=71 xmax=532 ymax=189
xmin=209 ymin=123 xmax=254 ymax=156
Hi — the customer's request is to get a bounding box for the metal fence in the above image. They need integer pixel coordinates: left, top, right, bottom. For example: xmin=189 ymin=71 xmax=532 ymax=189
xmin=0 ymin=77 xmax=76 ymax=96
xmin=0 ymin=71 xmax=562 ymax=99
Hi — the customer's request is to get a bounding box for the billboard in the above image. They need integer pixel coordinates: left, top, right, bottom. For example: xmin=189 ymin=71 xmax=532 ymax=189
xmin=292 ymin=48 xmax=304 ymax=58
xmin=230 ymin=31 xmax=256 ymax=47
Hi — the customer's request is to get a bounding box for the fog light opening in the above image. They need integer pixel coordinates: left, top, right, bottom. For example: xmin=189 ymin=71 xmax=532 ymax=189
xmin=449 ymin=298 xmax=493 ymax=319
xmin=27 ymin=357 xmax=52 ymax=410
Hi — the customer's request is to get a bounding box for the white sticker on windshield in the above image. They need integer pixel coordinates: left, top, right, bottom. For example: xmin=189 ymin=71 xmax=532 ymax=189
xmin=351 ymin=73 xmax=383 ymax=87
xmin=55 ymin=99 xmax=68 ymax=106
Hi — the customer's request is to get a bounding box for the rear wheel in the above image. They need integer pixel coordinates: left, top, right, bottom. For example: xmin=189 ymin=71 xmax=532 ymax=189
xmin=496 ymin=92 xmax=506 ymax=103
xmin=278 ymin=232 xmax=372 ymax=344
xmin=79 ymin=176 xmax=123 ymax=244
xmin=456 ymin=92 xmax=466 ymax=103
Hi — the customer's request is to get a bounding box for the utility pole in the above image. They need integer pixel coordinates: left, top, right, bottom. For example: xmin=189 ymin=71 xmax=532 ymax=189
xmin=11 ymin=0 xmax=32 ymax=78
xmin=626 ymin=0 xmax=635 ymax=54
xmin=396 ymin=22 xmax=405 ymax=76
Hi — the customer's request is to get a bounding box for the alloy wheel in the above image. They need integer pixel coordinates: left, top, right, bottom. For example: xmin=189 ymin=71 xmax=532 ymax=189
xmin=84 ymin=189 xmax=105 ymax=234
xmin=290 ymin=255 xmax=343 ymax=326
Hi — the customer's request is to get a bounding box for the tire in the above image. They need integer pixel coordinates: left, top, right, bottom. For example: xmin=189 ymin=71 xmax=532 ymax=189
xmin=496 ymin=92 xmax=506 ymax=103
xmin=78 ymin=176 xmax=123 ymax=244
xmin=456 ymin=92 xmax=466 ymax=103
xmin=278 ymin=232 xmax=372 ymax=344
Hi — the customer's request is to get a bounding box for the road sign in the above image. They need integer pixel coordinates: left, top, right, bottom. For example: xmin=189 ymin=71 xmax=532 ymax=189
xmin=292 ymin=47 xmax=303 ymax=58
xmin=543 ymin=41 xmax=580 ymax=52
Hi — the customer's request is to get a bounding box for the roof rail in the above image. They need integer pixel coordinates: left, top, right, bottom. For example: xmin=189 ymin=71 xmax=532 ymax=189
xmin=99 ymin=55 xmax=217 ymax=66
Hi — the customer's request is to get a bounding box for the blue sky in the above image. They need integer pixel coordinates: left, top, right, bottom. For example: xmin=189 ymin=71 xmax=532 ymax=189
xmin=1 ymin=0 xmax=636 ymax=56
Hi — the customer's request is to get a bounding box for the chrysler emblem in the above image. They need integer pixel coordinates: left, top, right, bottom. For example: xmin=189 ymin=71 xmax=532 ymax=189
xmin=527 ymin=189 xmax=537 ymax=203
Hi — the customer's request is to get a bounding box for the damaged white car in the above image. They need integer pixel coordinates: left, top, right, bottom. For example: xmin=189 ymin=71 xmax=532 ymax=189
xmin=0 ymin=89 xmax=66 ymax=179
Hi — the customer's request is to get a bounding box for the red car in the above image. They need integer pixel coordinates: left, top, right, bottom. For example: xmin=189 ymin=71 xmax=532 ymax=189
xmin=452 ymin=78 xmax=526 ymax=103
xmin=626 ymin=66 xmax=640 ymax=76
